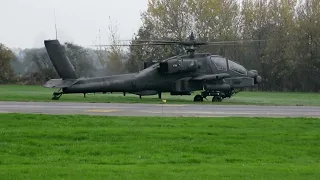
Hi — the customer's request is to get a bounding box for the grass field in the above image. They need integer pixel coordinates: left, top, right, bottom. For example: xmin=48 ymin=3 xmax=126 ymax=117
xmin=0 ymin=113 xmax=319 ymax=179
xmin=1 ymin=85 xmax=320 ymax=106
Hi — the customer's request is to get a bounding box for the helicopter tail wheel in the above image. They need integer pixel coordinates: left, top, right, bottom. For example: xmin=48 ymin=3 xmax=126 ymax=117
xmin=52 ymin=92 xmax=62 ymax=100
xmin=212 ymin=96 xmax=223 ymax=102
xmin=193 ymin=94 xmax=203 ymax=102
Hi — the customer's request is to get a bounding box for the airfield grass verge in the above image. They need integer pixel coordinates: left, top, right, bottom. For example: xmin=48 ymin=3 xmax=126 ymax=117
xmin=1 ymin=85 xmax=320 ymax=106
xmin=0 ymin=113 xmax=319 ymax=179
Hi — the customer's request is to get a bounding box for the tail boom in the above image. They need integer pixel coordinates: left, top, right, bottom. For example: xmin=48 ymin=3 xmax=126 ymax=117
xmin=43 ymin=79 xmax=79 ymax=88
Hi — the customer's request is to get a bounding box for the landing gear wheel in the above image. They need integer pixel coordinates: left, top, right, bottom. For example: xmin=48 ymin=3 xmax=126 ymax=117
xmin=212 ymin=96 xmax=222 ymax=102
xmin=52 ymin=92 xmax=62 ymax=100
xmin=193 ymin=95 xmax=203 ymax=102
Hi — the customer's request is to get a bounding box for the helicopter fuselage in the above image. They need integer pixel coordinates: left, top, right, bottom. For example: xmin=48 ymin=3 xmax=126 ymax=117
xmin=60 ymin=53 xmax=259 ymax=97
xmin=43 ymin=38 xmax=261 ymax=102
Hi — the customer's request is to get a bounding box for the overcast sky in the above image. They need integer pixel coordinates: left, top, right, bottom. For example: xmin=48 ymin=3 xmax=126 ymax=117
xmin=1 ymin=0 xmax=148 ymax=49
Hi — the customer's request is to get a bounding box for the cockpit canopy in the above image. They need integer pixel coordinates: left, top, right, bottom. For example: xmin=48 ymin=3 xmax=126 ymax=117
xmin=210 ymin=55 xmax=247 ymax=75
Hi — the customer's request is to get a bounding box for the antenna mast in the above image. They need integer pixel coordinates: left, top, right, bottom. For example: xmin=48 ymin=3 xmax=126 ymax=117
xmin=54 ymin=9 xmax=58 ymax=39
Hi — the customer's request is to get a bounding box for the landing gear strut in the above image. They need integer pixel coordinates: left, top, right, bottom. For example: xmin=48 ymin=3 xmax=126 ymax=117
xmin=52 ymin=92 xmax=62 ymax=100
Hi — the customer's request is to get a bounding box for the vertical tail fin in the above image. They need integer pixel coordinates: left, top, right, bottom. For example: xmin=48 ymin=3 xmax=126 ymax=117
xmin=44 ymin=40 xmax=78 ymax=79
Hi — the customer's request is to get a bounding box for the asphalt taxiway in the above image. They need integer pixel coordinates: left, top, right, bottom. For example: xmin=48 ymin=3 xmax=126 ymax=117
xmin=0 ymin=101 xmax=319 ymax=117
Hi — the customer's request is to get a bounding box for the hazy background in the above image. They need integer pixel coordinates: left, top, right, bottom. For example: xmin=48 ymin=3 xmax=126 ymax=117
xmin=0 ymin=0 xmax=148 ymax=48
xmin=1 ymin=0 xmax=319 ymax=92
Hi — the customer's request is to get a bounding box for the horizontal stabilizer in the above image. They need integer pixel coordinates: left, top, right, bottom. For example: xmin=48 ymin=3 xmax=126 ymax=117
xmin=43 ymin=79 xmax=78 ymax=88
xmin=192 ymin=73 xmax=230 ymax=81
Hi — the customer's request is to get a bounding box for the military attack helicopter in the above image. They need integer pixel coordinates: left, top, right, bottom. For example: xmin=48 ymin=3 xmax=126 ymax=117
xmin=43 ymin=32 xmax=262 ymax=102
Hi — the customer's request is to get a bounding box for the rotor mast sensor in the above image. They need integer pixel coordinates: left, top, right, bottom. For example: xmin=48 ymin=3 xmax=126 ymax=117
xmin=185 ymin=32 xmax=198 ymax=57
xmin=183 ymin=32 xmax=206 ymax=57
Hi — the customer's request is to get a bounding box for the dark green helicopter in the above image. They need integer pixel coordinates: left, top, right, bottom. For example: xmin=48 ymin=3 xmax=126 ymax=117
xmin=43 ymin=32 xmax=262 ymax=102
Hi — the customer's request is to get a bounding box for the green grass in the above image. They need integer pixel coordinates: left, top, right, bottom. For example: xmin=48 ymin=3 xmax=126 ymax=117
xmin=1 ymin=85 xmax=320 ymax=106
xmin=0 ymin=114 xmax=319 ymax=179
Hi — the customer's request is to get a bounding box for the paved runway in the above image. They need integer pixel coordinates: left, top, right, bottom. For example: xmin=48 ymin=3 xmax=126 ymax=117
xmin=0 ymin=101 xmax=319 ymax=117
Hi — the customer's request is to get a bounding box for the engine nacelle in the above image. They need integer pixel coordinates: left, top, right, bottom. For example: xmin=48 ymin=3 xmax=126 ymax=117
xmin=143 ymin=61 xmax=157 ymax=69
xmin=159 ymin=59 xmax=199 ymax=74
xmin=204 ymin=84 xmax=231 ymax=91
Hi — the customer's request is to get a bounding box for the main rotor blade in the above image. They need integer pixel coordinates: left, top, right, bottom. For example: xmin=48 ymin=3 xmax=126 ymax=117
xmin=115 ymin=37 xmax=319 ymax=45
xmin=206 ymin=39 xmax=269 ymax=44
xmin=92 ymin=43 xmax=175 ymax=47
xmin=92 ymin=40 xmax=267 ymax=47
xmin=91 ymin=38 xmax=287 ymax=47
xmin=119 ymin=39 xmax=270 ymax=44
xmin=130 ymin=40 xmax=181 ymax=44
xmin=91 ymin=37 xmax=319 ymax=47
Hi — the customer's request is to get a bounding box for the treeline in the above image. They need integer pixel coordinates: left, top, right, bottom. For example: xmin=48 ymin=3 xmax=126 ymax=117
xmin=0 ymin=18 xmax=130 ymax=85
xmin=1 ymin=0 xmax=319 ymax=92
xmin=1 ymin=40 xmax=131 ymax=85
xmin=128 ymin=0 xmax=320 ymax=92
xmin=2 ymin=43 xmax=107 ymax=85
xmin=0 ymin=40 xmax=130 ymax=85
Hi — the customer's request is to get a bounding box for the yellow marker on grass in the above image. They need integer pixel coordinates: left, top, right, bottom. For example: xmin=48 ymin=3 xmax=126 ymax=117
xmin=162 ymin=99 xmax=166 ymax=103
